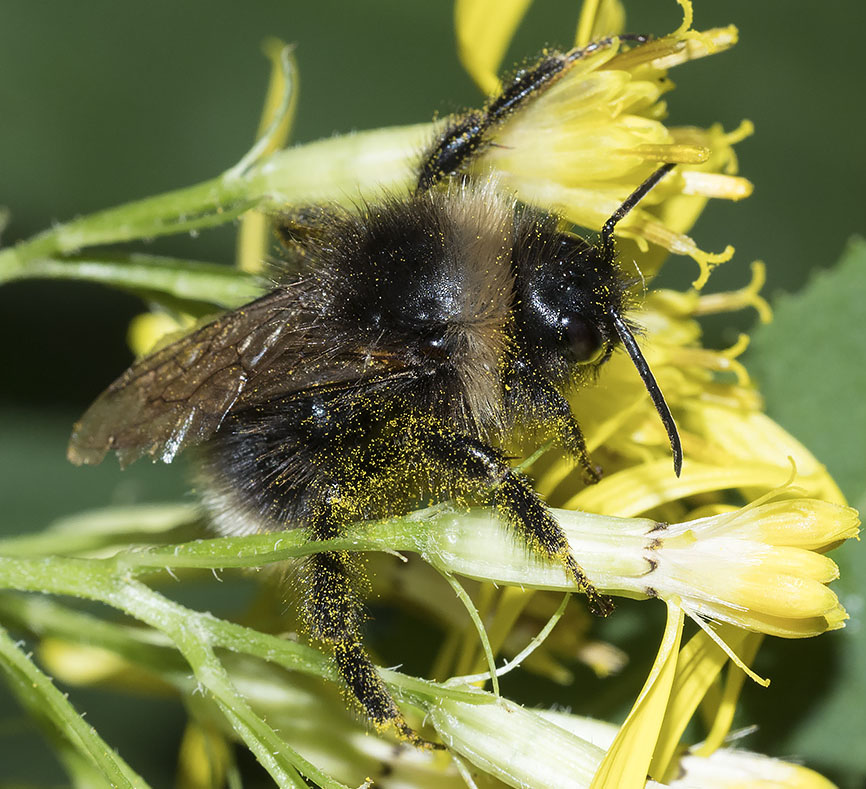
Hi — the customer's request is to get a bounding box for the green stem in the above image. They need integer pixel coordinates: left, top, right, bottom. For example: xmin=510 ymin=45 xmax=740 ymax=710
xmin=0 ymin=585 xmax=483 ymax=710
xmin=0 ymin=177 xmax=254 ymax=277
xmin=0 ymin=552 xmax=482 ymax=697
xmin=437 ymin=569 xmax=500 ymax=697
xmin=110 ymin=514 xmax=428 ymax=573
xmin=0 ymin=624 xmax=149 ymax=789
xmin=0 ymin=254 xmax=264 ymax=309
xmin=0 ymin=556 xmax=342 ymax=788
xmin=0 ymin=124 xmax=429 ymax=284
xmin=112 ymin=582 xmax=322 ymax=789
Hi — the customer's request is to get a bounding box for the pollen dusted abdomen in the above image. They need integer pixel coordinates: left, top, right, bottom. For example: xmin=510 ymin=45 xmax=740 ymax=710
xmin=68 ymin=39 xmax=680 ymax=744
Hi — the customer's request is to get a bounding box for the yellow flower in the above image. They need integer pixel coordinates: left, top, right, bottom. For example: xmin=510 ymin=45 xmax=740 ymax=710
xmin=428 ymin=5 xmax=854 ymax=786
xmin=420 ymin=495 xmax=857 ymax=640
xmin=429 ymin=692 xmax=838 ymax=788
xmin=541 ymin=708 xmax=837 ymax=789
xmin=531 ymin=269 xmax=844 ymax=515
xmin=456 ymin=0 xmax=750 ymax=287
xmin=671 ymin=747 xmax=838 ymax=789
xmin=600 ymin=497 xmax=856 ymax=637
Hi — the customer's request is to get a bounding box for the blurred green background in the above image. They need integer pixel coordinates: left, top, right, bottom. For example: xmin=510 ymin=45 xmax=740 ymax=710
xmin=1 ymin=1 xmax=864 ymax=786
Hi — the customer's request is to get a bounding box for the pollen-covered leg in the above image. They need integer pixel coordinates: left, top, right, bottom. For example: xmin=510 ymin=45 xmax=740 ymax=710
xmin=332 ymin=642 xmax=433 ymax=747
xmin=519 ymin=377 xmax=601 ymax=483
xmin=494 ymin=474 xmax=613 ymax=617
xmin=417 ymin=35 xmax=648 ymax=190
xmin=418 ymin=426 xmax=613 ymax=616
xmin=302 ymin=495 xmax=431 ymax=744
xmin=555 ymin=415 xmax=600 ymax=484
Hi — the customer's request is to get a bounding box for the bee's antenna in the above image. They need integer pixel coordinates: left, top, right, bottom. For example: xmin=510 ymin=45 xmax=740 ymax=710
xmin=600 ymin=163 xmax=675 ymax=261
xmin=611 ymin=312 xmax=682 ymax=476
xmin=601 ymin=162 xmax=681 ymax=476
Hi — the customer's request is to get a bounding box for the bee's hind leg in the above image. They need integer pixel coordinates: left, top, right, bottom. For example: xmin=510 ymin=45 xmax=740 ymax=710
xmin=301 ymin=490 xmax=439 ymax=747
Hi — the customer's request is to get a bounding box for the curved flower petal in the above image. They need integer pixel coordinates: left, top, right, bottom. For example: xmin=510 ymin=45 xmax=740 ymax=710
xmin=590 ymin=600 xmax=684 ymax=789
xmin=454 ymin=0 xmax=533 ymax=94
xmin=575 ymin=0 xmax=626 ymax=47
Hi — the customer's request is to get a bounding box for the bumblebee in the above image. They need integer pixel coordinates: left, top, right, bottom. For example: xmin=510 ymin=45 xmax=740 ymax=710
xmin=69 ymin=40 xmax=681 ymax=743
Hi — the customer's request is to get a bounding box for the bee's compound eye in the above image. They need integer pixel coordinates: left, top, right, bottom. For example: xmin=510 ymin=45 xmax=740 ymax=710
xmin=562 ymin=315 xmax=604 ymax=363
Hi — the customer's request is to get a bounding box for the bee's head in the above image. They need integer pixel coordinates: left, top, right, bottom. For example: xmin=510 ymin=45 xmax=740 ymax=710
xmin=511 ymin=163 xmax=683 ymax=475
xmin=512 ymin=230 xmax=624 ymax=375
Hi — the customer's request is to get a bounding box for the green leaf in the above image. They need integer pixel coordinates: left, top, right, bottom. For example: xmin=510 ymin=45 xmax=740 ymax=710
xmin=748 ymin=237 xmax=866 ymax=505
xmin=746 ymin=236 xmax=866 ymax=785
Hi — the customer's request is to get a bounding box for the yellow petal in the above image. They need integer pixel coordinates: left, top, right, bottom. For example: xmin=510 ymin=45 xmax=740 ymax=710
xmin=591 ymin=599 xmax=684 ymax=789
xmin=565 ymin=458 xmax=799 ymax=516
xmin=454 ymin=0 xmax=533 ymax=94
xmin=575 ymin=0 xmax=627 ymax=47
xmin=736 ymin=499 xmax=860 ymax=549
xmin=694 ymin=631 xmax=763 ymax=757
xmin=177 ymin=720 xmax=232 ymax=789
xmin=734 ymin=565 xmax=841 ymax=619
xmin=683 ymin=406 xmax=846 ymax=504
xmin=649 ymin=624 xmax=755 ymax=782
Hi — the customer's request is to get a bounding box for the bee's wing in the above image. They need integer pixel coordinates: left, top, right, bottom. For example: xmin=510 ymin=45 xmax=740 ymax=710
xmin=236 ymin=342 xmax=415 ymax=407
xmin=68 ymin=289 xmax=300 ymax=468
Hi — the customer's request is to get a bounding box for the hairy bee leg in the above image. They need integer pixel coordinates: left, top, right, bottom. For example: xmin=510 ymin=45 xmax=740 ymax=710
xmin=303 ymin=498 xmax=435 ymax=746
xmin=331 ymin=642 xmax=438 ymax=749
xmin=522 ymin=378 xmax=601 ymax=483
xmin=418 ymin=427 xmax=614 ymax=616
xmin=417 ymin=34 xmax=648 ymax=190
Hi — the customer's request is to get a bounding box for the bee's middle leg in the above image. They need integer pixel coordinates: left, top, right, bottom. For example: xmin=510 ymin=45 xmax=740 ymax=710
xmin=416 ymin=425 xmax=614 ymax=616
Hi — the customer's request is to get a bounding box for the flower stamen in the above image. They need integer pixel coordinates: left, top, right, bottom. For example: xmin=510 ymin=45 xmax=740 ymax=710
xmin=681 ymin=603 xmax=770 ymax=686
